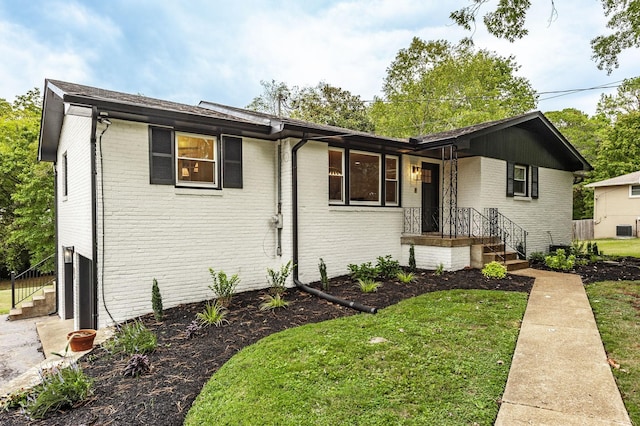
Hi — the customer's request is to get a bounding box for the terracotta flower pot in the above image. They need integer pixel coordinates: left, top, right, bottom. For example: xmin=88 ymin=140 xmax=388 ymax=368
xmin=67 ymin=329 xmax=97 ymax=352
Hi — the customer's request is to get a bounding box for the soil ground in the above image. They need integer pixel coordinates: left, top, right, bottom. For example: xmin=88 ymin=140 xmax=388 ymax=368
xmin=3 ymin=260 xmax=639 ymax=426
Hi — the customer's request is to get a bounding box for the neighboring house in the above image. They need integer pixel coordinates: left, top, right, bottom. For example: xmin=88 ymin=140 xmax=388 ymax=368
xmin=38 ymin=80 xmax=591 ymax=330
xmin=586 ymin=171 xmax=640 ymax=238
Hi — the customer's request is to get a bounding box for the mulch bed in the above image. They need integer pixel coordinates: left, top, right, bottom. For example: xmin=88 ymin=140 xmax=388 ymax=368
xmin=3 ymin=261 xmax=635 ymax=426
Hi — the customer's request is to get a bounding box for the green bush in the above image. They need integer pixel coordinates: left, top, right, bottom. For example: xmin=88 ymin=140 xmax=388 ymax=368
xmin=347 ymin=262 xmax=379 ymax=281
xmin=409 ymin=244 xmax=416 ymax=272
xmin=23 ymin=363 xmax=93 ymax=419
xmin=208 ymin=268 xmax=240 ymax=303
xmin=434 ymin=263 xmax=444 ymax=276
xmin=151 ymin=278 xmax=163 ymax=321
xmin=481 ymin=261 xmax=507 ymax=279
xmin=376 ymin=255 xmax=401 ymax=280
xmin=528 ymin=251 xmax=545 ymax=264
xmin=267 ymin=261 xmax=293 ymax=296
xmin=544 ymin=249 xmax=576 ymax=271
xmin=196 ymin=301 xmax=229 ymax=327
xmin=104 ymin=321 xmax=157 ymax=355
xmin=318 ymin=258 xmax=329 ymax=291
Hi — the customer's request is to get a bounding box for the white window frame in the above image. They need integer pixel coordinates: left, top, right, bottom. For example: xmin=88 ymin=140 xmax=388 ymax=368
xmin=385 ymin=155 xmax=399 ymax=206
xmin=175 ymin=132 xmax=217 ymax=188
xmin=513 ymin=164 xmax=527 ymax=197
xmin=328 ymin=148 xmax=345 ymax=204
xmin=629 ymin=184 xmax=640 ymax=198
xmin=349 ymin=150 xmax=382 ymax=206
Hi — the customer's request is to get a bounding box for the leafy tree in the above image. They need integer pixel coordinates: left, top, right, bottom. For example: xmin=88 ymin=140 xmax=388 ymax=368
xmin=247 ymin=80 xmax=374 ymax=132
xmin=545 ymin=108 xmax=608 ymax=165
xmin=0 ymin=88 xmax=53 ymax=273
xmin=592 ymin=111 xmax=640 ymax=181
xmin=596 ymin=76 xmax=640 ymax=123
xmin=370 ymin=38 xmax=537 ymax=137
xmin=450 ymin=0 xmax=640 ymax=74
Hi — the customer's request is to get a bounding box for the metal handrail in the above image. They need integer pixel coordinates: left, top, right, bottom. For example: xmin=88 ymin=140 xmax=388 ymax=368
xmin=11 ymin=254 xmax=55 ymax=309
xmin=402 ymin=207 xmax=528 ymax=261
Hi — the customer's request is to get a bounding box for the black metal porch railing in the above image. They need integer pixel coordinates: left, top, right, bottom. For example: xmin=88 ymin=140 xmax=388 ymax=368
xmin=11 ymin=254 xmax=56 ymax=309
xmin=402 ymin=207 xmax=527 ymax=259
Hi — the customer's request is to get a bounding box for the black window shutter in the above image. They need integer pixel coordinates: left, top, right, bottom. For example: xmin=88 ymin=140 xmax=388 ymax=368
xmin=506 ymin=161 xmax=514 ymax=197
xmin=531 ymin=166 xmax=539 ymax=199
xmin=223 ymin=136 xmax=243 ymax=188
xmin=149 ymin=127 xmax=174 ymax=185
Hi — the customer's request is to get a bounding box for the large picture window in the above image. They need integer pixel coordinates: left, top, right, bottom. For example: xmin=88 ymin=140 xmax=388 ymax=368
xmin=328 ymin=148 xmax=399 ymax=206
xmin=350 ymin=151 xmax=380 ymax=203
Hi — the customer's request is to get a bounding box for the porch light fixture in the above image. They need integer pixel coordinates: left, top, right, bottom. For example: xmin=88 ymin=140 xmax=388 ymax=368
xmin=63 ymin=246 xmax=75 ymax=264
xmin=411 ymin=165 xmax=422 ymax=184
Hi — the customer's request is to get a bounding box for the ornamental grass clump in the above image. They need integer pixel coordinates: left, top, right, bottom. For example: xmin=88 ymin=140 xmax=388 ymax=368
xmin=396 ymin=271 xmax=415 ymax=283
xmin=482 ymin=261 xmax=507 ymax=279
xmin=261 ymin=261 xmax=293 ymax=310
xmin=123 ymin=354 xmax=151 ymax=377
xmin=357 ymin=278 xmax=381 ymax=293
xmin=104 ymin=320 xmax=157 ymax=355
xmin=22 ymin=363 xmax=93 ymax=420
xmin=196 ymin=301 xmax=229 ymax=327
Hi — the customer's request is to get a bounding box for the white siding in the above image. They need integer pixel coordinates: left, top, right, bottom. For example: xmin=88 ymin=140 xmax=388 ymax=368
xmin=95 ymin=121 xmax=285 ymax=327
xmin=56 ymin=111 xmax=93 ymax=328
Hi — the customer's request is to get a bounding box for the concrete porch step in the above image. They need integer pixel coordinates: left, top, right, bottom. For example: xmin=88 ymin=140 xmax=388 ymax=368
xmin=7 ymin=289 xmax=56 ymax=321
xmin=504 ymin=259 xmax=530 ymax=271
xmin=483 ymin=251 xmax=519 ymax=263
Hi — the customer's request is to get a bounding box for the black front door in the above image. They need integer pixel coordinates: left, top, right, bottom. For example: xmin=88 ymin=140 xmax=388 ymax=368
xmin=78 ymin=255 xmax=96 ymax=329
xmin=421 ymin=162 xmax=439 ymax=233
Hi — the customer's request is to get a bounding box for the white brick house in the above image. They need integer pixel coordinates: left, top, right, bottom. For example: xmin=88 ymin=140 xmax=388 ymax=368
xmin=38 ymin=80 xmax=591 ymax=329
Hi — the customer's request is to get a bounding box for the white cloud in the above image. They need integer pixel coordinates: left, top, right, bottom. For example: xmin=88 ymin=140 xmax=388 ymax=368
xmin=0 ymin=20 xmax=90 ymax=101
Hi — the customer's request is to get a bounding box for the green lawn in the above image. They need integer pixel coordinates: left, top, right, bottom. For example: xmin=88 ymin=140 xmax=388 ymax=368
xmin=585 ymin=238 xmax=640 ymax=258
xmin=186 ymin=290 xmax=528 ymax=426
xmin=586 ymin=281 xmax=640 ymax=424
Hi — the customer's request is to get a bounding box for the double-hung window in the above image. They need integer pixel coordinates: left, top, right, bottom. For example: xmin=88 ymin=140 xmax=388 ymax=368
xmin=630 ymin=185 xmax=640 ymax=197
xmin=176 ymin=132 xmax=216 ymax=187
xmin=149 ymin=126 xmax=242 ymax=189
xmin=328 ymin=148 xmax=399 ymax=206
xmin=506 ymin=162 xmax=538 ymax=199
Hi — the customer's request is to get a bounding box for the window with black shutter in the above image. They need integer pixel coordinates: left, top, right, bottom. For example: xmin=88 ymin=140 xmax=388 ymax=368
xmin=149 ymin=127 xmax=174 ymax=185
xmin=531 ymin=166 xmax=539 ymax=199
xmin=506 ymin=161 xmax=515 ymax=197
xmin=223 ymin=136 xmax=243 ymax=188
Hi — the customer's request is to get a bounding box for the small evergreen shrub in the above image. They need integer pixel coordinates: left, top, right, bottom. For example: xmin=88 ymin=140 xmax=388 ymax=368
xmin=529 ymin=251 xmax=546 ymax=264
xmin=104 ymin=321 xmax=157 ymax=355
xmin=151 ymin=278 xmax=163 ymax=321
xmin=319 ymin=258 xmax=329 ymax=291
xmin=376 ymin=255 xmax=401 ymax=280
xmin=409 ymin=244 xmax=416 ymax=272
xmin=357 ymin=278 xmax=381 ymax=293
xmin=208 ymin=268 xmax=240 ymax=304
xmin=396 ymin=271 xmax=415 ymax=283
xmin=545 ymin=249 xmax=576 ymax=271
xmin=482 ymin=261 xmax=507 ymax=279
xmin=347 ymin=262 xmax=379 ymax=281
xmin=123 ymin=354 xmax=151 ymax=377
xmin=196 ymin=301 xmax=228 ymax=327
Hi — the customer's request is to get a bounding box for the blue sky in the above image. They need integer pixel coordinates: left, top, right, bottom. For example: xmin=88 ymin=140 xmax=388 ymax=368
xmin=1 ymin=0 xmax=638 ymax=116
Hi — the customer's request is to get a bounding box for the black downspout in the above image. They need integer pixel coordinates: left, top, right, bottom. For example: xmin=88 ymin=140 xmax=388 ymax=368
xmin=291 ymin=138 xmax=377 ymax=314
xmin=52 ymin=162 xmax=58 ymax=315
xmin=90 ymin=108 xmax=99 ymax=329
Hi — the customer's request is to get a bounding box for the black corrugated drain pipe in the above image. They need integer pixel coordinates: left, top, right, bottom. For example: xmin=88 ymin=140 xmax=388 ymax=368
xmin=291 ymin=137 xmax=377 ymax=314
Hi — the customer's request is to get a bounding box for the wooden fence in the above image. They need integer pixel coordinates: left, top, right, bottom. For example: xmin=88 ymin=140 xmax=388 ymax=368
xmin=573 ymin=219 xmax=594 ymax=241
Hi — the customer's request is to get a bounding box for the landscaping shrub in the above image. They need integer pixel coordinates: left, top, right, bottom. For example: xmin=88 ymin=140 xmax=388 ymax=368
xmin=196 ymin=301 xmax=228 ymax=327
xmin=123 ymin=354 xmax=151 ymax=377
xmin=482 ymin=261 xmax=507 ymax=279
xmin=267 ymin=261 xmax=292 ymax=296
xmin=151 ymin=278 xmax=163 ymax=321
xmin=434 ymin=263 xmax=444 ymax=276
xmin=357 ymin=278 xmax=381 ymax=293
xmin=208 ymin=268 xmax=240 ymax=305
xmin=396 ymin=271 xmax=415 ymax=283
xmin=318 ymin=258 xmax=328 ymax=291
xmin=409 ymin=244 xmax=416 ymax=272
xmin=347 ymin=262 xmax=379 ymax=281
xmin=376 ymin=255 xmax=401 ymax=280
xmin=545 ymin=249 xmax=575 ymax=271
xmin=260 ymin=293 xmax=289 ymax=310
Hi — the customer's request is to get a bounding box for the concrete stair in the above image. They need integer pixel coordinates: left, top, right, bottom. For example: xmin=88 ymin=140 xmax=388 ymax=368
xmin=482 ymin=243 xmax=530 ymax=271
xmin=8 ymin=288 xmax=56 ymax=321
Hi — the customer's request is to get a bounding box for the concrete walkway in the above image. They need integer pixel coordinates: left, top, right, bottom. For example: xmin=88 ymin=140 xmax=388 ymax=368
xmin=495 ymin=269 xmax=632 ymax=425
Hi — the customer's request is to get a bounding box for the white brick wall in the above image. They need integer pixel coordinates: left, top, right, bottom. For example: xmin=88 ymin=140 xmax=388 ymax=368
xmin=56 ymin=111 xmax=94 ymax=328
xmin=458 ymin=157 xmax=574 ymax=255
xmin=95 ymin=120 xmax=287 ymax=326
xmin=400 ymin=244 xmax=470 ymax=271
xmin=295 ymin=142 xmax=404 ymax=283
